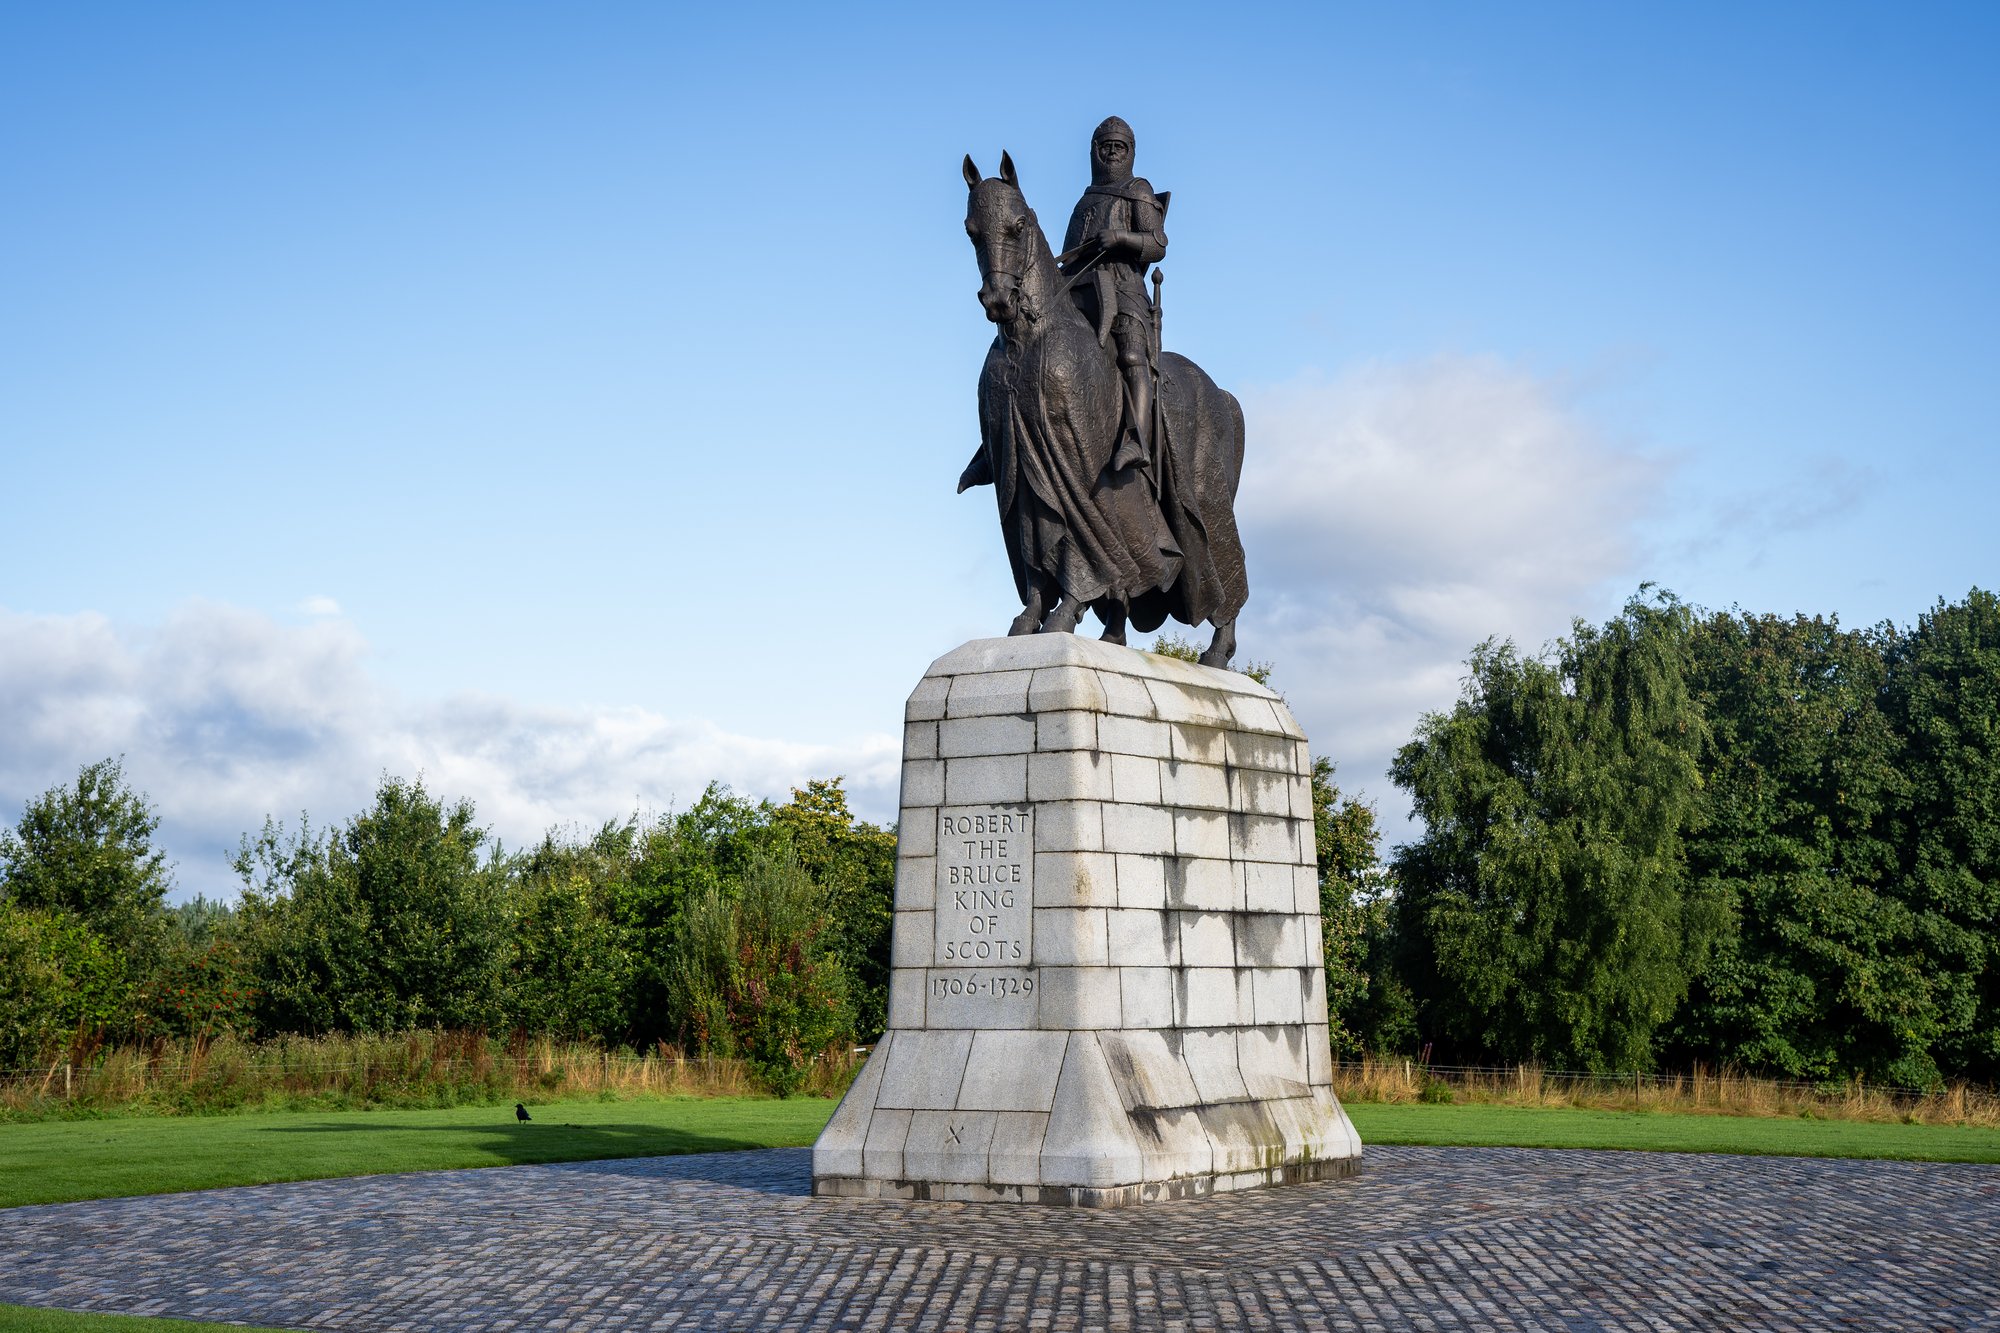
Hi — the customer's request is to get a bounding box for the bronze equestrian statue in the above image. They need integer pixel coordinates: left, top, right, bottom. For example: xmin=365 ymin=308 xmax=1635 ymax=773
xmin=957 ymin=126 xmax=1247 ymax=668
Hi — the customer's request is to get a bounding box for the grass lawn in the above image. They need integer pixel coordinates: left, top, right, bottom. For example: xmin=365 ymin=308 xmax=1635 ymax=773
xmin=1348 ymin=1100 xmax=2000 ymax=1163
xmin=6 ymin=1094 xmax=1997 ymax=1216
xmin=0 ymin=1095 xmax=836 ymax=1210
xmin=0 ymin=1309 xmax=295 ymax=1333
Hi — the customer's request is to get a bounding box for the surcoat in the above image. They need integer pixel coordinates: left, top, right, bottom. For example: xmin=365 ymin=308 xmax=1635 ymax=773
xmin=1061 ymin=176 xmax=1167 ymax=333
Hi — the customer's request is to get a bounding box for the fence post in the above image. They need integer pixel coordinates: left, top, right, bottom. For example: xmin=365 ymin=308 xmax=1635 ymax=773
xmin=64 ymin=1059 xmax=72 ymax=1100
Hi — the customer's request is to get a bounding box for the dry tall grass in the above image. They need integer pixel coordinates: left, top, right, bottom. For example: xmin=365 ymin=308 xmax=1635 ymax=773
xmin=0 ymin=1031 xmax=861 ymax=1119
xmin=1330 ymin=1057 xmax=2000 ymax=1128
xmin=12 ymin=1036 xmax=1996 ymax=1130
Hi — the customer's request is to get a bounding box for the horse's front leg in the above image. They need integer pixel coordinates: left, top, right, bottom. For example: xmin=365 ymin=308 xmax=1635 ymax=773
xmin=1040 ymin=593 xmax=1083 ymax=635
xmin=1095 ymin=599 xmax=1128 ymax=646
xmin=1009 ymin=582 xmax=1049 ymax=636
xmin=1199 ymin=619 xmax=1237 ymax=668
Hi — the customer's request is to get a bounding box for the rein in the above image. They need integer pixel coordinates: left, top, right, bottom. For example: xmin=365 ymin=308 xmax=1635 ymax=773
xmin=978 ymin=182 xmax=1112 ymax=332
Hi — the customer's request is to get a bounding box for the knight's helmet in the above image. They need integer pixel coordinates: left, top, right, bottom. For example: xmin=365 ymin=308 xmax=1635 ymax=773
xmin=1090 ymin=116 xmax=1135 ymax=187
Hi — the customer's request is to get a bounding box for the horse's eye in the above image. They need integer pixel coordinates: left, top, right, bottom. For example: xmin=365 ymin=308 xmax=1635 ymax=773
xmin=1010 ymin=216 xmax=1026 ymax=234
xmin=965 ymin=221 xmax=978 ymax=236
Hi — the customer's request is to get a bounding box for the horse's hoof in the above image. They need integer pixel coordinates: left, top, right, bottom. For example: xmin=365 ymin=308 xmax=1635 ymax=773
xmin=1198 ymin=625 xmax=1236 ymax=669
xmin=1100 ymin=627 xmax=1127 ymax=646
xmin=1008 ymin=613 xmax=1040 ymax=636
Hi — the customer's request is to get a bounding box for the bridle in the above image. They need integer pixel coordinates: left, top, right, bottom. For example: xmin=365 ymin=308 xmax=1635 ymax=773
xmin=972 ymin=181 xmax=1111 ymax=330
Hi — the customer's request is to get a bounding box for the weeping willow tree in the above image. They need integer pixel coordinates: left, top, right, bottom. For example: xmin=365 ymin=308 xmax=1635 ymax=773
xmin=1389 ymin=589 xmax=1728 ymax=1071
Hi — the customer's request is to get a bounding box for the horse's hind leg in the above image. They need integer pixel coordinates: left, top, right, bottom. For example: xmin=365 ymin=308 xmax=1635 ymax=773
xmin=1096 ymin=600 xmax=1128 ymax=646
xmin=1199 ymin=620 xmax=1236 ymax=668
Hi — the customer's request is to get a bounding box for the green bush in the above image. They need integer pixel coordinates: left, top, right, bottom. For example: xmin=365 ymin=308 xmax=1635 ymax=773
xmin=671 ymin=849 xmax=855 ymax=1096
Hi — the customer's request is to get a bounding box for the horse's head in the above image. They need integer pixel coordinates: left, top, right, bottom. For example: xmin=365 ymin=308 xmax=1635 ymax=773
xmin=963 ymin=152 xmax=1045 ymax=327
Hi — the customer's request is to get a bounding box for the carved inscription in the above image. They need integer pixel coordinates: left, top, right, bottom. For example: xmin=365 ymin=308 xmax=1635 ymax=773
xmin=935 ymin=805 xmax=1033 ymax=966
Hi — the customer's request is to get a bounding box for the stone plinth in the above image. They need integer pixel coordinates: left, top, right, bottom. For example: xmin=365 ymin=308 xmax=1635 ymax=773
xmin=812 ymin=635 xmax=1362 ymax=1206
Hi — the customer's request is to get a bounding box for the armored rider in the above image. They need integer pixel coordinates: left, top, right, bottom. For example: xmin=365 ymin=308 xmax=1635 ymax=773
xmin=1061 ymin=116 xmax=1168 ymax=475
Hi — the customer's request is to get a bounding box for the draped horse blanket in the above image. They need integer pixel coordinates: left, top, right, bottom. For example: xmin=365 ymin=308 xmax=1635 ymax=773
xmin=976 ymin=320 xmax=1246 ymax=634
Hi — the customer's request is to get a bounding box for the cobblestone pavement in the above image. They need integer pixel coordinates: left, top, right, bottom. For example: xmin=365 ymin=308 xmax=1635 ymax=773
xmin=3 ymin=1145 xmax=1997 ymax=1331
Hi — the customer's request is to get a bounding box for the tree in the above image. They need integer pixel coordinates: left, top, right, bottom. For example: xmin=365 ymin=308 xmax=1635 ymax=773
xmin=1883 ymin=589 xmax=2000 ymax=1082
xmin=1390 ymin=590 xmax=1722 ymax=1070
xmin=504 ymin=820 xmax=640 ymax=1040
xmin=1309 ymin=758 xmax=1403 ymax=1056
xmin=670 ymin=847 xmax=855 ymax=1094
xmin=613 ymin=783 xmax=778 ymax=1047
xmin=0 ymin=904 xmax=128 ymax=1066
xmin=773 ymin=778 xmax=896 ymax=1038
xmin=237 ymin=777 xmax=508 ymax=1033
xmin=1665 ymin=610 xmax=1930 ymax=1084
xmin=0 ymin=758 xmax=171 ymax=953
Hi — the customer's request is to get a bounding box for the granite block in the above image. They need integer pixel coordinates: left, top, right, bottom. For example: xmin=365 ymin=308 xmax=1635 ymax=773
xmin=1109 ymin=753 xmax=1162 ymax=805
xmin=986 ymin=1110 xmax=1052 ymax=1186
xmin=1107 ymin=908 xmax=1178 ymax=966
xmin=1118 ymin=966 xmax=1175 ymax=1028
xmin=1035 ymin=709 xmax=1098 ymax=752
xmin=897 ymin=809 xmax=937 ymax=858
xmin=1177 ymin=912 xmax=1236 ymax=968
xmin=893 ymin=857 xmax=936 ymax=911
xmin=888 ymin=969 xmax=926 ymax=1027
xmin=1113 ymin=853 xmax=1168 ymax=909
xmin=1035 ymin=908 xmax=1109 ymax=966
xmin=1167 ymin=855 xmax=1235 ymax=911
xmin=940 ymin=713 xmax=1036 ymax=758
xmin=1177 ymin=967 xmax=1244 ymax=1027
xmin=1102 ymin=801 xmax=1174 ymax=854
xmin=1097 ymin=714 xmax=1173 ymax=759
xmin=1029 ymin=749 xmax=1114 ymax=802
xmin=1032 ymin=850 xmax=1117 ymax=908
xmin=1169 ymin=722 xmax=1228 ymax=765
xmin=959 ymin=1031 xmax=1069 ymax=1112
xmin=891 ymin=912 xmax=933 ymax=967
xmin=1097 ymin=671 xmax=1157 ymax=718
xmin=1037 ymin=966 xmax=1123 ymax=1029
xmin=1142 ymin=678 xmax=1239 ymax=729
xmin=905 ymin=1110 xmax=998 ymax=1183
xmin=1028 ymin=668 xmax=1106 ymax=715
xmin=905 ymin=675 xmax=950 ymax=722
xmin=876 ymin=1030 xmax=974 ymax=1110
xmin=902 ymin=758 xmax=945 ymax=807
xmin=1160 ymin=759 xmax=1229 ymax=810
xmin=945 ymin=669 xmax=1033 ymax=718
xmin=1173 ymin=809 xmax=1231 ymax=860
xmin=1242 ymin=860 xmax=1295 ymax=914
xmin=863 ymin=1106 xmax=914 ymax=1179
xmin=1183 ymin=1027 xmax=1251 ymax=1104
xmin=945 ymin=754 xmax=1028 ymax=804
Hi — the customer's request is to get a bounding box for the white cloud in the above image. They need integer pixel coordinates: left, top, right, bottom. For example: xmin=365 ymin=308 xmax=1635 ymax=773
xmin=0 ymin=603 xmax=899 ymax=901
xmin=297 ymin=595 xmax=343 ymax=617
xmin=1233 ymin=355 xmax=1664 ymax=838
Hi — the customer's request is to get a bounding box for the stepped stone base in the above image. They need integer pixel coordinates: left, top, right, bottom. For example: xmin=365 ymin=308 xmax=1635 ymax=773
xmin=813 ymin=635 xmax=1363 ymax=1207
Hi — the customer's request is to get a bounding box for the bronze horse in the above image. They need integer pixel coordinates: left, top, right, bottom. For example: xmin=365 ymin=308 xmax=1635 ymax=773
xmin=957 ymin=153 xmax=1247 ymax=668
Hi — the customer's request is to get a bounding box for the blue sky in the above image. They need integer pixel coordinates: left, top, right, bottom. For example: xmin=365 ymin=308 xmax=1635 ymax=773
xmin=3 ymin=3 xmax=1995 ymax=899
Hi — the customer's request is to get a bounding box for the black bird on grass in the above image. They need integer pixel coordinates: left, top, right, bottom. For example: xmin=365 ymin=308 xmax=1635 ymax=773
xmin=515 ymin=1103 xmax=531 ymax=1123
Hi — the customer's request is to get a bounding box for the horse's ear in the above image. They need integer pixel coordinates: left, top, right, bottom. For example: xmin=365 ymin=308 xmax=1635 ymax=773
xmin=963 ymin=155 xmax=981 ymax=191
xmin=999 ymin=151 xmax=1018 ymax=188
